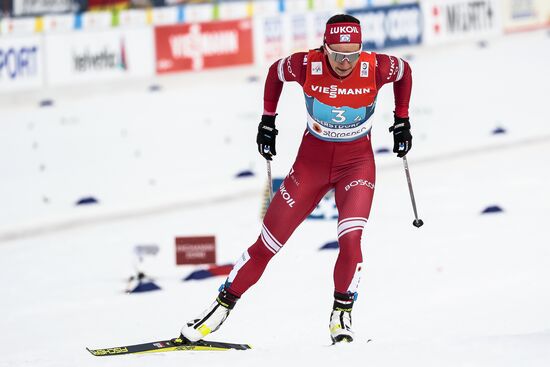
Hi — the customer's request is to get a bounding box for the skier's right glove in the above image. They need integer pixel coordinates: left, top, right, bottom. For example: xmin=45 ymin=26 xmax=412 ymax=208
xmin=256 ymin=114 xmax=278 ymax=160
xmin=389 ymin=114 xmax=412 ymax=158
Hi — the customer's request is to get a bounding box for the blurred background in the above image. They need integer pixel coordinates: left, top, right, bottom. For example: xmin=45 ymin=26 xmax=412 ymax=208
xmin=1 ymin=1 xmax=549 ymax=366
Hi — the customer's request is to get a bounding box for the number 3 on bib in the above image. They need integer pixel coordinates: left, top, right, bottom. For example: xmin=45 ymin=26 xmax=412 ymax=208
xmin=331 ymin=109 xmax=346 ymax=123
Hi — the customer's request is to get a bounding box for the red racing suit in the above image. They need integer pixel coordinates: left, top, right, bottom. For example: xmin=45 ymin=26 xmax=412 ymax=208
xmin=226 ymin=49 xmax=412 ymax=298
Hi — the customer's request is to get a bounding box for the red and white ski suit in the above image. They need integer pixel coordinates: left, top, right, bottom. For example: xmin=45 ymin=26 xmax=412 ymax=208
xmin=226 ymin=49 xmax=412 ymax=298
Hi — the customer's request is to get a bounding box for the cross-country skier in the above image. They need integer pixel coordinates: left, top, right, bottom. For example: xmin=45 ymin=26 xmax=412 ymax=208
xmin=177 ymin=14 xmax=413 ymax=344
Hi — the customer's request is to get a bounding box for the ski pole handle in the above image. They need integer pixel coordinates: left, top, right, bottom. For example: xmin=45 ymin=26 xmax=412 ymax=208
xmin=402 ymin=156 xmax=424 ymax=228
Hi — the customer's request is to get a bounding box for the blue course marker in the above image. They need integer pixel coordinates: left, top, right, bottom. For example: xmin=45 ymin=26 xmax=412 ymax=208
xmin=375 ymin=147 xmax=391 ymax=154
xmin=183 ymin=264 xmax=233 ymax=281
xmin=39 ymin=99 xmax=54 ymax=107
xmin=492 ymin=127 xmax=507 ymax=135
xmin=481 ymin=205 xmax=504 ymax=214
xmin=319 ymin=241 xmax=339 ymax=250
xmin=236 ymin=170 xmax=254 ymax=178
xmin=184 ymin=270 xmax=212 ymax=281
xmin=130 ymin=281 xmax=161 ymax=293
xmin=76 ymin=196 xmax=99 ymax=206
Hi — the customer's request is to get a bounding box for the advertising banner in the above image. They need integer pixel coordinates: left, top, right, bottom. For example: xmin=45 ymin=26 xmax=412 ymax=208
xmin=12 ymin=0 xmax=79 ymax=17
xmin=349 ymin=3 xmax=423 ymax=50
xmin=118 ymin=9 xmax=149 ymax=28
xmin=288 ymin=12 xmax=310 ymax=53
xmin=342 ymin=0 xmax=369 ymax=9
xmin=218 ymin=1 xmax=250 ymax=20
xmin=253 ymin=11 xmax=333 ymax=66
xmin=182 ymin=3 xmax=215 ymax=23
xmin=501 ymin=0 xmax=550 ymax=33
xmin=42 ymin=14 xmax=77 ymax=33
xmin=253 ymin=15 xmax=286 ymax=65
xmin=44 ymin=28 xmax=154 ymax=86
xmin=311 ymin=11 xmax=336 ymax=46
xmin=175 ymin=236 xmax=216 ymax=265
xmin=284 ymin=0 xmax=309 ymax=13
xmin=154 ymin=19 xmax=254 ymax=74
xmin=0 ymin=35 xmax=43 ymax=92
xmin=422 ymin=0 xmax=502 ymax=45
xmin=249 ymin=0 xmax=279 ymax=17
xmin=0 ymin=17 xmax=38 ymax=35
xmin=81 ymin=11 xmax=113 ymax=30
xmin=151 ymin=6 xmax=180 ymax=25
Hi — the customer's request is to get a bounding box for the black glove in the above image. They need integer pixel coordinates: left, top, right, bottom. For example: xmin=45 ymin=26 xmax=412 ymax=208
xmin=389 ymin=115 xmax=412 ymax=158
xmin=257 ymin=114 xmax=278 ymax=160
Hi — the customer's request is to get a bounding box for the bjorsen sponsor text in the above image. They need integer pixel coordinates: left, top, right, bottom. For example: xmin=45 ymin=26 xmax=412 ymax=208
xmin=322 ymin=126 xmax=369 ymax=139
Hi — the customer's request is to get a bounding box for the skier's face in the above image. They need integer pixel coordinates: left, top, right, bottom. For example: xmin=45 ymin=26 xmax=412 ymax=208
xmin=324 ymin=43 xmax=362 ymax=77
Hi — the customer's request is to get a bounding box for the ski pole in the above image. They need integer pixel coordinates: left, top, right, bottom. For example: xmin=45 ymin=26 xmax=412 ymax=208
xmin=402 ymin=156 xmax=424 ymax=228
xmin=267 ymin=160 xmax=273 ymax=201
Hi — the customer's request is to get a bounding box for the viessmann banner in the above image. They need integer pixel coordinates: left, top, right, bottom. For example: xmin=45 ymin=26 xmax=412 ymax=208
xmin=154 ymin=19 xmax=254 ymax=74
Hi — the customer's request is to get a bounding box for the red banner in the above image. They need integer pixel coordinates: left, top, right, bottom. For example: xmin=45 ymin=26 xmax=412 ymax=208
xmin=175 ymin=236 xmax=216 ymax=265
xmin=155 ymin=19 xmax=253 ymax=74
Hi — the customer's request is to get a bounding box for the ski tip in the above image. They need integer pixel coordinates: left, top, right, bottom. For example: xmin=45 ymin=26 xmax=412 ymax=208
xmin=85 ymin=346 xmax=129 ymax=356
xmin=86 ymin=347 xmax=106 ymax=356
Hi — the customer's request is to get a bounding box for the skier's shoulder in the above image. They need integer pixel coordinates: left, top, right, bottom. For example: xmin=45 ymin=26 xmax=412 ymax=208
xmin=374 ymin=53 xmax=409 ymax=82
xmin=278 ymin=51 xmax=309 ymax=83
xmin=287 ymin=51 xmax=310 ymax=66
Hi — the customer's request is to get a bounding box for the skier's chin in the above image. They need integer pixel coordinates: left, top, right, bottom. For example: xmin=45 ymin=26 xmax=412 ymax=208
xmin=335 ymin=67 xmax=352 ymax=77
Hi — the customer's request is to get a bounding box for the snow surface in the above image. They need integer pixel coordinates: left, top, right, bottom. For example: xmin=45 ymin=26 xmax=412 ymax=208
xmin=1 ymin=30 xmax=550 ymax=367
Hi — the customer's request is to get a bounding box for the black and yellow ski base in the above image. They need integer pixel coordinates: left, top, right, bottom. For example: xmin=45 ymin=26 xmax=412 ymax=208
xmin=87 ymin=337 xmax=251 ymax=356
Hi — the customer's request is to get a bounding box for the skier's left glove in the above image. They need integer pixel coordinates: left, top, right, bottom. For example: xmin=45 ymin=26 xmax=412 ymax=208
xmin=257 ymin=114 xmax=278 ymax=160
xmin=389 ymin=114 xmax=412 ymax=158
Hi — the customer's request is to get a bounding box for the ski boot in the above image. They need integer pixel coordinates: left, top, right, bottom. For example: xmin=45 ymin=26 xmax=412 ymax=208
xmin=329 ymin=292 xmax=356 ymax=343
xmin=180 ymin=286 xmax=240 ymax=342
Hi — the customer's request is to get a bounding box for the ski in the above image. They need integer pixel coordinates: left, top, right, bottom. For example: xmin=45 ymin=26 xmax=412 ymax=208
xmin=86 ymin=337 xmax=251 ymax=356
xmin=331 ymin=338 xmax=372 ymax=346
